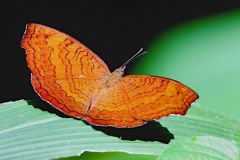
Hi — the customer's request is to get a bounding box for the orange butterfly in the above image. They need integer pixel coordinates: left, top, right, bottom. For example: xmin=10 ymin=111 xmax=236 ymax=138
xmin=21 ymin=23 xmax=198 ymax=128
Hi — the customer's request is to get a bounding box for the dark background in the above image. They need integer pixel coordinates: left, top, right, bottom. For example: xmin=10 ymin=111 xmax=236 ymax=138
xmin=1 ymin=1 xmax=240 ymax=103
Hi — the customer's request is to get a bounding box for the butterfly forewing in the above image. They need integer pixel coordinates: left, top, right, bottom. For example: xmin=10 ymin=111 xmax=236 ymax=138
xmin=21 ymin=23 xmax=110 ymax=79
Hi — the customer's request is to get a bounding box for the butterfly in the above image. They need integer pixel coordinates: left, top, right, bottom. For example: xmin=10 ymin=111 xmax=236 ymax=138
xmin=21 ymin=23 xmax=199 ymax=128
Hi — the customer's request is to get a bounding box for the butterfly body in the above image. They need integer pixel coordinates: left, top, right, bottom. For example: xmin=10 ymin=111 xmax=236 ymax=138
xmin=83 ymin=69 xmax=123 ymax=114
xmin=21 ymin=23 xmax=199 ymax=128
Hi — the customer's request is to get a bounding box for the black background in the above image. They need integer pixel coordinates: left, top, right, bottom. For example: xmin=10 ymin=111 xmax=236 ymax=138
xmin=1 ymin=1 xmax=240 ymax=103
xmin=0 ymin=0 xmax=240 ymax=142
xmin=0 ymin=1 xmax=239 ymax=103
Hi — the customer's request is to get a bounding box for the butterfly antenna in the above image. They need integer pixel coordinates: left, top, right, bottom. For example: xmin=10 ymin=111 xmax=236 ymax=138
xmin=120 ymin=48 xmax=147 ymax=68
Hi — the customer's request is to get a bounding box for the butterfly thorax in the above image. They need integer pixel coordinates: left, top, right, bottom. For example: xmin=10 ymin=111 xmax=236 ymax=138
xmin=87 ymin=67 xmax=125 ymax=112
xmin=101 ymin=66 xmax=125 ymax=88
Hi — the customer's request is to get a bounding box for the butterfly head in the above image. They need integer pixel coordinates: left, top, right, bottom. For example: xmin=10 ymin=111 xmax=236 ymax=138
xmin=113 ymin=66 xmax=126 ymax=77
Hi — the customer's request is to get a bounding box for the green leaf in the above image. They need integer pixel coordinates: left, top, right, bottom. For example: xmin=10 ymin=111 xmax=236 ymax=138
xmin=159 ymin=104 xmax=240 ymax=142
xmin=157 ymin=105 xmax=240 ymax=159
xmin=0 ymin=100 xmax=239 ymax=160
xmin=0 ymin=100 xmax=167 ymax=160
xmin=157 ymin=136 xmax=239 ymax=160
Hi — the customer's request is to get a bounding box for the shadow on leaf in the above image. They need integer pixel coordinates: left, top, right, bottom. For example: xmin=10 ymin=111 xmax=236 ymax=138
xmin=91 ymin=121 xmax=174 ymax=143
xmin=27 ymin=99 xmax=70 ymax=118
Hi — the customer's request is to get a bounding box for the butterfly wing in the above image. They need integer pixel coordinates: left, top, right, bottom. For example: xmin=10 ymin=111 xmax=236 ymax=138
xmin=85 ymin=75 xmax=198 ymax=128
xmin=21 ymin=23 xmax=110 ymax=118
xmin=21 ymin=23 xmax=110 ymax=79
xmin=83 ymin=81 xmax=147 ymax=127
xmin=121 ymin=75 xmax=199 ymax=120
